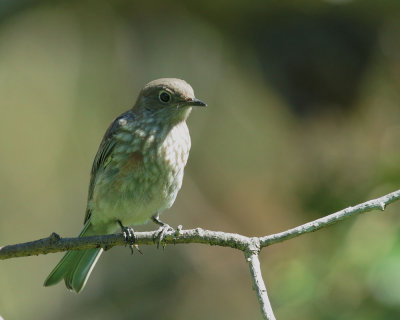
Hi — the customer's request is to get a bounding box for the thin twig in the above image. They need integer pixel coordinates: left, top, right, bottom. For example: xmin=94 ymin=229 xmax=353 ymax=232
xmin=245 ymin=238 xmax=276 ymax=320
xmin=260 ymin=189 xmax=400 ymax=248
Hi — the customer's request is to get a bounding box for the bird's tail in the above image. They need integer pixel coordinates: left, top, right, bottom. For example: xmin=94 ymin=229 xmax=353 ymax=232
xmin=43 ymin=221 xmax=103 ymax=293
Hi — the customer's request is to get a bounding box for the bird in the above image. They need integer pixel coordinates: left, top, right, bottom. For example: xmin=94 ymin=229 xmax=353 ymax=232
xmin=43 ymin=78 xmax=206 ymax=293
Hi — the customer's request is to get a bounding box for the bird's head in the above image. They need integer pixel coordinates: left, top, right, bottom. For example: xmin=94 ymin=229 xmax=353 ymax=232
xmin=133 ymin=78 xmax=206 ymax=123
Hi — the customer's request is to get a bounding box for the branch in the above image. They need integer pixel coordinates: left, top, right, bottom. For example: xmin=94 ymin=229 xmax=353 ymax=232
xmin=260 ymin=189 xmax=400 ymax=248
xmin=1 ymin=189 xmax=400 ymax=320
xmin=245 ymin=239 xmax=276 ymax=320
xmin=0 ymin=228 xmax=252 ymax=260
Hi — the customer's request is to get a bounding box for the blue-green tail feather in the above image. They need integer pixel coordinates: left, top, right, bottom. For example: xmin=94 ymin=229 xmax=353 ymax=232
xmin=43 ymin=222 xmax=103 ymax=293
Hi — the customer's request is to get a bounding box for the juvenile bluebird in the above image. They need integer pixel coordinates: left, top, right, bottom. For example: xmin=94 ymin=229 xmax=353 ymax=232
xmin=44 ymin=78 xmax=206 ymax=292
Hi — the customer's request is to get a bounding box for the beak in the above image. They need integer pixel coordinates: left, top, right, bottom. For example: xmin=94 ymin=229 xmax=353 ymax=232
xmin=186 ymin=98 xmax=207 ymax=107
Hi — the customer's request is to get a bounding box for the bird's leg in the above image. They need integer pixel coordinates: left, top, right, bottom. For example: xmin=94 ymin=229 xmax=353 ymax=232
xmin=118 ymin=220 xmax=142 ymax=255
xmin=151 ymin=213 xmax=174 ymax=249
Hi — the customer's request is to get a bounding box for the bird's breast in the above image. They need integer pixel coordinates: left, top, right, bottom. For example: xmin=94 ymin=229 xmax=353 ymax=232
xmin=90 ymin=121 xmax=191 ymax=227
xmin=154 ymin=122 xmax=191 ymax=175
xmin=142 ymin=122 xmax=191 ymax=207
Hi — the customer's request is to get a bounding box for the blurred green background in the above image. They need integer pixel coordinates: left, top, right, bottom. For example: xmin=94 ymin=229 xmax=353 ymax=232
xmin=1 ymin=0 xmax=400 ymax=319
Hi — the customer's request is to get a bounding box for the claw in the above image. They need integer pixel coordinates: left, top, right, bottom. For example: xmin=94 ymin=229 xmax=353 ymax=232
xmin=151 ymin=214 xmax=174 ymax=249
xmin=153 ymin=224 xmax=174 ymax=249
xmin=118 ymin=220 xmax=142 ymax=254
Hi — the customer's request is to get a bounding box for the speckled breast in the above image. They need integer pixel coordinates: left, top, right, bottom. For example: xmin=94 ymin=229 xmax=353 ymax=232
xmin=90 ymin=119 xmax=191 ymax=228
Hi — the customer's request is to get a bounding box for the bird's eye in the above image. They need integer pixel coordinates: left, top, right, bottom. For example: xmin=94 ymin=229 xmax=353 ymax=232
xmin=159 ymin=91 xmax=171 ymax=103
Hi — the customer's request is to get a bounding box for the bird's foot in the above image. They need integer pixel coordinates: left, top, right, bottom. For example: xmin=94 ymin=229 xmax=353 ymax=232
xmin=118 ymin=220 xmax=142 ymax=255
xmin=153 ymin=224 xmax=174 ymax=250
xmin=151 ymin=214 xmax=174 ymax=249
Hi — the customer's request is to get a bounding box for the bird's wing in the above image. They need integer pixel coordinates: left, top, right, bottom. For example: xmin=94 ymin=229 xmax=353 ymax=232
xmin=84 ymin=110 xmax=135 ymax=223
